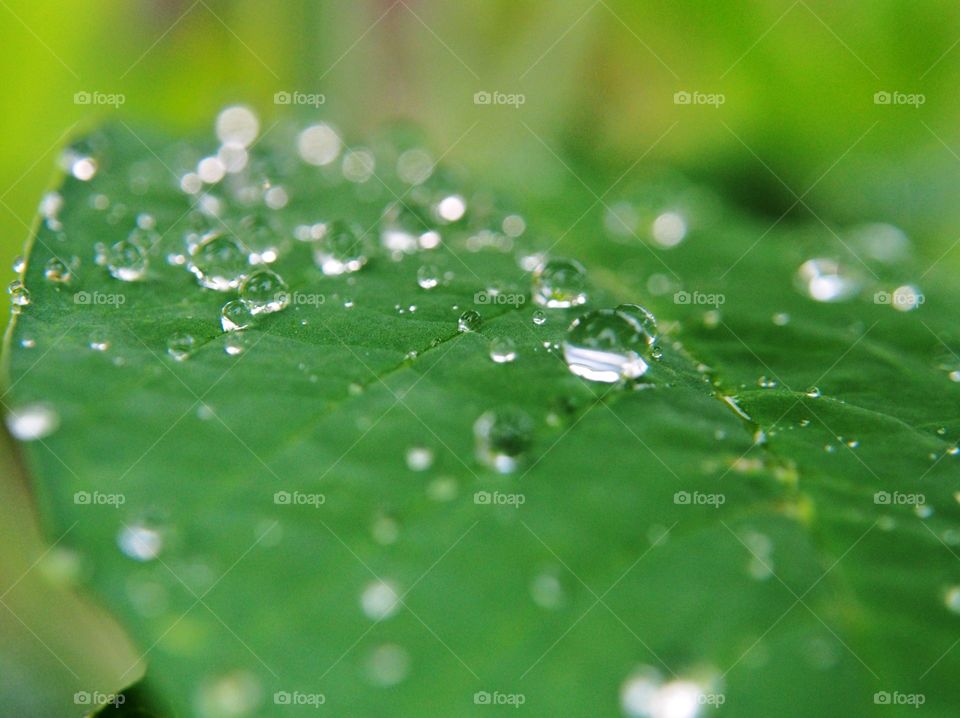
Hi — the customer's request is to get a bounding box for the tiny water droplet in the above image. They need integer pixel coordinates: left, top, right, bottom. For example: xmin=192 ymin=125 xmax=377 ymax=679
xmin=220 ymin=300 xmax=256 ymax=332
xmin=772 ymin=312 xmax=790 ymax=326
xmin=805 ymin=387 xmax=821 ymax=398
xmin=489 ymin=337 xmax=517 ymax=364
xmin=474 ymin=407 xmax=534 ymax=474
xmin=532 ymin=310 xmax=547 ymax=326
xmin=6 ymin=403 xmax=59 ymax=440
xmin=20 ymin=338 xmax=36 ymax=349
xmin=458 ymin=309 xmax=482 ymax=333
xmin=533 ymin=258 xmax=588 ymax=308
xmin=945 ymin=586 xmax=960 ymax=614
xmin=757 ymin=376 xmax=777 ymax=389
xmin=224 ymin=332 xmax=253 ymax=356
xmin=167 ymin=333 xmax=196 ymax=361
xmin=366 ymin=644 xmax=410 ymax=686
xmin=314 ymin=221 xmax=369 ymax=276
xmin=12 ymin=256 xmax=25 ymax=273
xmin=239 ymin=269 xmax=289 ymax=315
xmin=562 ymin=309 xmax=654 ymax=383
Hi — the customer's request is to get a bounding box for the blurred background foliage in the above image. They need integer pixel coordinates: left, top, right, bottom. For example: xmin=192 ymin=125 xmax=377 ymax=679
xmin=2 ymin=0 xmax=959 ymax=713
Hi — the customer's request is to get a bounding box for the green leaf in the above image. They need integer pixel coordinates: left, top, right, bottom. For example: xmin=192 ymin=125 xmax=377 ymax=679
xmin=5 ymin=119 xmax=960 ymax=717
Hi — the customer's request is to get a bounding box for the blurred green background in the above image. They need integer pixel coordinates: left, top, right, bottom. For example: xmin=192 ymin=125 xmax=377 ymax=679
xmin=2 ymin=0 xmax=960 ymax=713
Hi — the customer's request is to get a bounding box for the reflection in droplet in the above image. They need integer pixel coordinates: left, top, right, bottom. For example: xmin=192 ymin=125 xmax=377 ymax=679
xmin=533 ymin=259 xmax=588 ymax=308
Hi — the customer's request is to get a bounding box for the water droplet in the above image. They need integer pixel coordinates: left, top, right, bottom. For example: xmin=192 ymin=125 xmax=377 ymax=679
xmin=361 ymin=580 xmax=401 ymax=621
xmin=530 ymin=572 xmax=565 ymax=610
xmin=615 ymin=304 xmax=659 ymax=346
xmin=187 ymin=232 xmax=249 ymax=291
xmin=950 ymin=371 xmax=960 ymax=383
xmin=342 ymin=148 xmax=376 ymax=183
xmin=366 ymin=644 xmax=410 ymax=686
xmin=380 ymin=203 xmax=437 ymax=255
xmin=474 ymin=407 xmax=534 ymax=474
xmin=397 ymin=148 xmax=434 ymax=185
xmin=20 ymin=338 xmax=36 ymax=349
xmin=405 ymin=446 xmax=434 ymax=471
xmin=426 ymin=477 xmax=458 ymax=502
xmin=314 ymin=221 xmax=369 ymax=276
xmin=220 ymin=300 xmax=256 ymax=332
xmin=891 ymin=284 xmax=924 ymax=312
xmin=195 ymin=670 xmax=262 ymax=718
xmin=6 ymin=403 xmax=59 ymax=440
xmin=772 ymin=312 xmax=790 ymax=326
xmin=239 ymin=269 xmax=288 ymax=315
xmin=562 ymin=309 xmax=654 ymax=383
xmin=805 ymin=387 xmax=821 ymax=398
xmin=915 ymin=504 xmax=933 ymax=519
xmin=533 ymin=258 xmax=588 ymax=308
xmin=620 ymin=668 xmax=714 ymax=718
xmin=416 ymin=264 xmax=440 ymax=290
xmin=224 ymin=332 xmax=253 ymax=356
xmin=490 ymin=337 xmax=517 ymax=364
xmin=757 ymin=376 xmax=777 ymax=389
xmin=103 ymin=239 xmax=148 ymax=282
xmin=69 ymin=155 xmax=98 ymax=181
xmin=795 ymin=258 xmax=860 ymax=302
xmin=215 ymin=105 xmax=260 ymax=147
xmin=436 ymin=194 xmax=467 ymax=222
xmin=167 ymin=333 xmax=196 ymax=362
xmin=945 ymin=586 xmax=960 ymax=614
xmin=297 ymin=123 xmax=342 ymax=166
xmin=89 ymin=332 xmax=110 ymax=352
xmin=118 ymin=523 xmax=163 ymax=561
xmin=8 ymin=280 xmax=30 ymax=307
xmin=458 ymin=309 xmax=482 ymax=333
xmin=11 ymin=256 xmax=25 ymax=274
xmin=532 ymin=310 xmax=547 ymax=326
xmin=43 ymin=257 xmax=72 ymax=284
xmin=651 ymin=211 xmax=687 ymax=248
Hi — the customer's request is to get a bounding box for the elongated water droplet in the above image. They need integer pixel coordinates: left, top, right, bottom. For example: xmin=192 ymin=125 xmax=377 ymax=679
xmin=562 ymin=309 xmax=654 ymax=383
xmin=188 ymin=231 xmax=249 ymax=291
xmin=240 ymin=269 xmax=289 ymax=315
xmin=8 ymin=280 xmax=30 ymax=307
xmin=474 ymin=407 xmax=534 ymax=474
xmin=533 ymin=259 xmax=588 ymax=308
xmin=314 ymin=220 xmax=369 ymax=276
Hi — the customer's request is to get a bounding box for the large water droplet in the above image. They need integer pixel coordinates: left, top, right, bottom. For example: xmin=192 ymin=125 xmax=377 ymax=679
xmin=188 ymin=232 xmax=249 ymax=291
xmin=474 ymin=407 xmax=534 ymax=474
xmin=239 ymin=269 xmax=289 ymax=315
xmin=221 ymin=300 xmax=256 ymax=332
xmin=416 ymin=264 xmax=440 ymax=290
xmin=313 ymin=221 xmax=369 ymax=276
xmin=533 ymin=258 xmax=588 ymax=308
xmin=6 ymin=403 xmax=59 ymax=440
xmin=562 ymin=308 xmax=654 ymax=383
